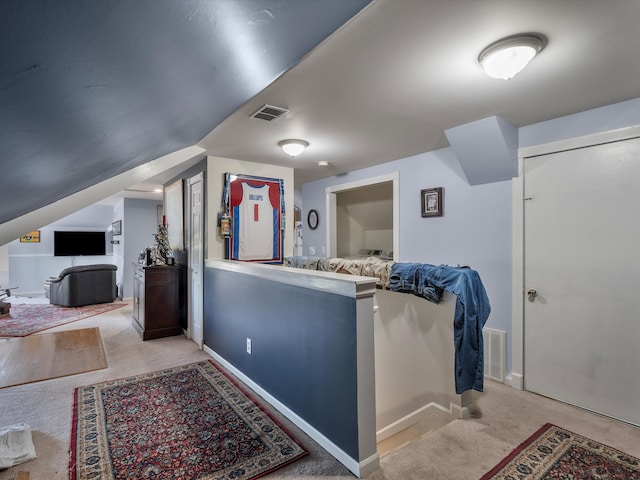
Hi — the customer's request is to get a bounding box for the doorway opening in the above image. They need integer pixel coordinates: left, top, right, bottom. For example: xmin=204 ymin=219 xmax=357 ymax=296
xmin=325 ymin=172 xmax=399 ymax=261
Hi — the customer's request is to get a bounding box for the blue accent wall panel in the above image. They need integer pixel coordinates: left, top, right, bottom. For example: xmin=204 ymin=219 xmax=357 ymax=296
xmin=204 ymin=266 xmax=359 ymax=458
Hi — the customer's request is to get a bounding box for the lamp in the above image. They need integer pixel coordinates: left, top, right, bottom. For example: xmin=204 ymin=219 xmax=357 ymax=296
xmin=479 ymin=34 xmax=546 ymax=80
xmin=278 ymin=139 xmax=309 ymax=157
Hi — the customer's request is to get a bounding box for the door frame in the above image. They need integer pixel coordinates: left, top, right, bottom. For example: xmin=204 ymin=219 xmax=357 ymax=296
xmin=511 ymin=124 xmax=640 ymax=390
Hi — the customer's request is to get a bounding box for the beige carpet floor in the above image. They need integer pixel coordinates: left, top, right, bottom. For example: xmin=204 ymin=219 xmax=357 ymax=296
xmin=1 ymin=299 xmax=638 ymax=479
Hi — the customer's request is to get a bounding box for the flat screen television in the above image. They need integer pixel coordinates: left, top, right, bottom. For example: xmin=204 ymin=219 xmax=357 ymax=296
xmin=54 ymin=231 xmax=106 ymax=256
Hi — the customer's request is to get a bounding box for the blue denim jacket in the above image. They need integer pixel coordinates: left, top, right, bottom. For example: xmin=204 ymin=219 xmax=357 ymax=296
xmin=389 ymin=263 xmax=491 ymax=393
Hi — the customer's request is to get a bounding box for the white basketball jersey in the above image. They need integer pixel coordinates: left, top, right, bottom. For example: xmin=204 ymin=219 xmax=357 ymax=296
xmin=237 ymin=183 xmax=275 ymax=260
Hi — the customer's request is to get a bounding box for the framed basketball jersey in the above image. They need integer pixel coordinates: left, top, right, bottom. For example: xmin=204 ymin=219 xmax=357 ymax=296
xmin=223 ymin=173 xmax=284 ymax=263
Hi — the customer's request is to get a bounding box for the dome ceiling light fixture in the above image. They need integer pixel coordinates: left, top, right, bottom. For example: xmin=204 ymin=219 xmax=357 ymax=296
xmin=478 ymin=33 xmax=546 ymax=80
xmin=278 ymin=139 xmax=309 ymax=157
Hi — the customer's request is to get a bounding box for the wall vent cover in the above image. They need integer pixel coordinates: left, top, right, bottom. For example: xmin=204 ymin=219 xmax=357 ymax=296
xmin=250 ymin=104 xmax=289 ymax=122
xmin=483 ymin=327 xmax=506 ymax=383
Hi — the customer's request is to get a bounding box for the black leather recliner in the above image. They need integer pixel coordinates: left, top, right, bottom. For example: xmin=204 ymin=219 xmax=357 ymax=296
xmin=46 ymin=264 xmax=117 ymax=307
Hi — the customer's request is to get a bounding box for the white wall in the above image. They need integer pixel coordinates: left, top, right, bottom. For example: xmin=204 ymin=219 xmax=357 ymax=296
xmin=112 ymin=199 xmax=125 ymax=294
xmin=374 ymin=289 xmax=471 ymax=441
xmin=206 ymin=156 xmax=295 ymax=260
xmin=0 ymin=243 xmax=9 ymax=288
xmin=364 ymin=230 xmax=392 ymax=254
xmin=336 ymin=204 xmax=364 ymax=257
xmin=8 ymin=204 xmax=116 ymax=293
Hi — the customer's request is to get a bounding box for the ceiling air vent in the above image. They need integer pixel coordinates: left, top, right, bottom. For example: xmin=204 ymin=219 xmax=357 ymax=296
xmin=250 ymin=104 xmax=289 ymax=122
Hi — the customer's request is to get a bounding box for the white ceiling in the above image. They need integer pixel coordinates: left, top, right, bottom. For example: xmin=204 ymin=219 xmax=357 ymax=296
xmin=199 ymin=0 xmax=640 ymax=188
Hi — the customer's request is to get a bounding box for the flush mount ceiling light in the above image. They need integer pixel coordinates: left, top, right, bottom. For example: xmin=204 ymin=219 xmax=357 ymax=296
xmin=278 ymin=139 xmax=309 ymax=157
xmin=479 ymin=34 xmax=546 ymax=80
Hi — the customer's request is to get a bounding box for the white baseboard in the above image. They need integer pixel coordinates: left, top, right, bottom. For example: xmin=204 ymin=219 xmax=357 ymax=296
xmin=203 ymin=345 xmax=378 ymax=478
xmin=450 ymin=401 xmax=473 ymax=419
xmin=377 ymin=403 xmax=443 ymax=442
xmin=9 ymin=290 xmax=45 ymax=296
xmin=507 ymin=372 xmax=524 ymax=390
xmin=376 ymin=397 xmax=474 ymax=443
xmin=358 ymin=452 xmax=380 ymax=477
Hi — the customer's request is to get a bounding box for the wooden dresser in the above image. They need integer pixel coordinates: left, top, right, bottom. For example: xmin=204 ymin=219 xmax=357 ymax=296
xmin=132 ymin=264 xmax=185 ymax=340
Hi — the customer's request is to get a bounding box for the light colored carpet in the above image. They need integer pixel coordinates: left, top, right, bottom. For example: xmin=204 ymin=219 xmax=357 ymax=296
xmin=4 ymin=295 xmax=49 ymax=305
xmin=0 ymin=300 xmax=638 ymax=479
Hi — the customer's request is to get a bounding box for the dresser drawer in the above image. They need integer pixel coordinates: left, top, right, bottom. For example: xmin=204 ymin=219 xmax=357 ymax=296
xmin=145 ymin=268 xmax=174 ymax=285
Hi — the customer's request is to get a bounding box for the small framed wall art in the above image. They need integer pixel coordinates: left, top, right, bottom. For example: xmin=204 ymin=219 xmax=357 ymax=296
xmin=19 ymin=230 xmax=40 ymax=243
xmin=112 ymin=220 xmax=122 ymax=236
xmin=421 ymin=187 xmax=443 ymax=217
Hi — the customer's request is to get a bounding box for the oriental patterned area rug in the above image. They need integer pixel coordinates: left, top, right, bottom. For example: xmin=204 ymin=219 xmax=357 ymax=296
xmin=480 ymin=423 xmax=640 ymax=480
xmin=70 ymin=360 xmax=308 ymax=480
xmin=0 ymin=302 xmax=125 ymax=337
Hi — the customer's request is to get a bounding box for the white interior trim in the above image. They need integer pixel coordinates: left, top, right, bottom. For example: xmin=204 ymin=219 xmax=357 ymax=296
xmin=356 ymin=295 xmax=379 ymax=475
xmin=358 ymin=453 xmax=381 ymax=478
xmin=376 ymin=402 xmax=456 ymax=443
xmin=325 ymin=172 xmax=400 ymax=261
xmin=519 ymin=124 xmax=640 ymax=158
xmin=186 ymin=171 xmax=204 ymax=346
xmin=205 ymin=258 xmax=377 ymax=298
xmin=511 ymin=165 xmax=525 ymax=388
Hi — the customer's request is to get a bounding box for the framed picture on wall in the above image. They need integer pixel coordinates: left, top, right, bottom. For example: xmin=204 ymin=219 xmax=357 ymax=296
xmin=111 ymin=220 xmax=122 ymax=236
xmin=421 ymin=187 xmax=443 ymax=217
xmin=19 ymin=230 xmax=40 ymax=243
xmin=222 ymin=172 xmax=284 ymax=264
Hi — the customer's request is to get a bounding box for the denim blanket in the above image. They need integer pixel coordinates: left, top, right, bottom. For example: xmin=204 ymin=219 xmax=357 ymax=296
xmin=389 ymin=263 xmax=491 ymax=393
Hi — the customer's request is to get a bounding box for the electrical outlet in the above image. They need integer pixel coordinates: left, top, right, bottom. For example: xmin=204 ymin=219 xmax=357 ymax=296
xmin=246 ymin=338 xmax=252 ymax=354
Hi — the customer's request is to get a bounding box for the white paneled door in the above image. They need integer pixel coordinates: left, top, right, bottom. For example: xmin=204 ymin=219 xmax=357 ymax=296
xmin=188 ymin=173 xmax=204 ymax=349
xmin=523 ymin=136 xmax=640 ymax=426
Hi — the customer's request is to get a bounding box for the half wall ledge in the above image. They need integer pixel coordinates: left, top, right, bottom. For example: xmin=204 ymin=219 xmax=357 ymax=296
xmin=203 ymin=259 xmax=379 ymax=477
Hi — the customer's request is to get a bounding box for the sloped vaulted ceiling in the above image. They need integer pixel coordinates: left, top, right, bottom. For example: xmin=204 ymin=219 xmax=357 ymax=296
xmin=0 ymin=0 xmax=372 ymax=226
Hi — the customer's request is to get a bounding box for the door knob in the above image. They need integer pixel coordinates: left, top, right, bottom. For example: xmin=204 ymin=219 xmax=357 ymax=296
xmin=527 ymin=289 xmax=538 ymax=301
